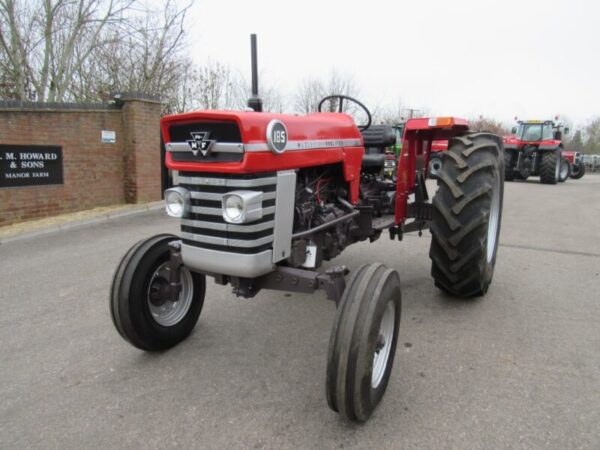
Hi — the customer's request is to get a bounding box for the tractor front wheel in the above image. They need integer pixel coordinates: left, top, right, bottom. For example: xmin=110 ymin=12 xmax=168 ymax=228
xmin=110 ymin=234 xmax=206 ymax=351
xmin=429 ymin=133 xmax=504 ymax=297
xmin=571 ymin=162 xmax=586 ymax=179
xmin=539 ymin=151 xmax=560 ymax=184
xmin=326 ymin=263 xmax=401 ymax=422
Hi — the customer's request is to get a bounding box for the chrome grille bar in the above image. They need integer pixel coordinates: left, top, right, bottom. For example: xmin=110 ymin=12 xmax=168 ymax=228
xmin=178 ymin=175 xmax=277 ymax=188
xmin=181 ymin=232 xmax=273 ymax=248
xmin=190 ymin=191 xmax=276 ymax=202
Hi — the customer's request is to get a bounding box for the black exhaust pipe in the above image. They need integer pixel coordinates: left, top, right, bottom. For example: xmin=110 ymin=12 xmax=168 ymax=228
xmin=247 ymin=34 xmax=263 ymax=112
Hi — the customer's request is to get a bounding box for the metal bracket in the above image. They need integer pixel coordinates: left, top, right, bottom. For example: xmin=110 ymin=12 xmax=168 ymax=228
xmin=231 ymin=265 xmax=350 ymax=304
xmin=317 ymin=266 xmax=349 ymax=304
xmin=168 ymin=240 xmax=183 ymax=302
xmin=407 ymin=202 xmax=433 ymax=221
xmin=414 ymin=171 xmax=429 ymax=202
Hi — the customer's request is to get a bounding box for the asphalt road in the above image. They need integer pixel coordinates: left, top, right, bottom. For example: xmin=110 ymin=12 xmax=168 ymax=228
xmin=1 ymin=176 xmax=599 ymax=449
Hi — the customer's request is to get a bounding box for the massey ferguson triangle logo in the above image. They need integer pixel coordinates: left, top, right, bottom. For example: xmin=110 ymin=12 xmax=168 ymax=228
xmin=187 ymin=132 xmax=215 ymax=157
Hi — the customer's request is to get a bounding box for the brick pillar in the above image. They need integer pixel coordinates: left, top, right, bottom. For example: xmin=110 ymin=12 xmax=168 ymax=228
xmin=120 ymin=94 xmax=162 ymax=203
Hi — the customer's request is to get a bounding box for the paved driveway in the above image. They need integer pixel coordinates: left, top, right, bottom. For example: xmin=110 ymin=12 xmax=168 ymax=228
xmin=1 ymin=177 xmax=599 ymax=449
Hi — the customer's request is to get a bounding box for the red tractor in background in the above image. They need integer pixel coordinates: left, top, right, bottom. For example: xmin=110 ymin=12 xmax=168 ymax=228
xmin=110 ymin=36 xmax=505 ymax=422
xmin=503 ymin=119 xmax=569 ymax=184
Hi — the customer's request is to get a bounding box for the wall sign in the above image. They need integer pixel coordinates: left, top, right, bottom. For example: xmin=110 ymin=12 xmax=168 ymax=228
xmin=102 ymin=130 xmax=116 ymax=144
xmin=0 ymin=145 xmax=63 ymax=188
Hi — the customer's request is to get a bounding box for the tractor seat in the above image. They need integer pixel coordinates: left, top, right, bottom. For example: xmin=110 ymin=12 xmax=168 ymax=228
xmin=362 ymin=151 xmax=387 ymax=168
xmin=361 ymin=125 xmax=396 ymax=147
xmin=360 ymin=125 xmax=396 ymax=170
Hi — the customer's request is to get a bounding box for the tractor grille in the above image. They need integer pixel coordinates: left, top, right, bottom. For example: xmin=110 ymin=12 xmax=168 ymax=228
xmin=168 ymin=121 xmax=244 ymax=163
xmin=177 ymin=171 xmax=277 ymax=254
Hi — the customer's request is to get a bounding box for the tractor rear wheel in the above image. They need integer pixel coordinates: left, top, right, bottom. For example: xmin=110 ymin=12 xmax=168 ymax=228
xmin=571 ymin=163 xmax=586 ymax=179
xmin=539 ymin=151 xmax=560 ymax=184
xmin=326 ymin=263 xmax=401 ymax=422
xmin=110 ymin=234 xmax=206 ymax=351
xmin=558 ymin=158 xmax=571 ymax=182
xmin=429 ymin=133 xmax=504 ymax=297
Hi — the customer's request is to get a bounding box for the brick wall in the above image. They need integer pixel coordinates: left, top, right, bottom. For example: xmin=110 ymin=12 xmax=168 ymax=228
xmin=0 ymin=95 xmax=162 ymax=226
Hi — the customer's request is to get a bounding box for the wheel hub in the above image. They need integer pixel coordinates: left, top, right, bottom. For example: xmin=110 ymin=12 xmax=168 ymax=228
xmin=149 ymin=277 xmax=171 ymax=307
xmin=147 ymin=262 xmax=194 ymax=327
xmin=375 ymin=334 xmax=386 ymax=353
xmin=371 ymin=301 xmax=395 ymax=389
xmin=430 ymin=158 xmax=442 ymax=176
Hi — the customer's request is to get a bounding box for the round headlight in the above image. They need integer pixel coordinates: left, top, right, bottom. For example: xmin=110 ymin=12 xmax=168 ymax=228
xmin=223 ymin=195 xmax=244 ymax=222
xmin=164 ymin=187 xmax=189 ymax=218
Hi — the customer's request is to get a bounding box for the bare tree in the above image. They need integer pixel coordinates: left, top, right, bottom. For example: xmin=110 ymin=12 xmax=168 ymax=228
xmin=372 ymin=99 xmax=406 ymax=124
xmin=0 ymin=0 xmax=137 ymax=101
xmin=564 ymin=129 xmax=584 ymax=152
xmin=0 ymin=0 xmax=192 ymax=109
xmin=228 ymin=70 xmax=288 ymax=113
xmin=583 ymin=117 xmax=600 ymax=154
xmin=260 ymin=84 xmax=286 ymax=113
xmin=469 ymin=116 xmax=509 ymax=135
xmin=188 ymin=60 xmax=241 ymax=110
xmin=293 ymin=70 xmax=359 ymax=114
xmin=294 ymin=77 xmax=323 ymax=114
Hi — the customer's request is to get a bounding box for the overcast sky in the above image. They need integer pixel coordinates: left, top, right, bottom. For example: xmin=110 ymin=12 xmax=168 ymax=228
xmin=187 ymin=0 xmax=599 ymax=127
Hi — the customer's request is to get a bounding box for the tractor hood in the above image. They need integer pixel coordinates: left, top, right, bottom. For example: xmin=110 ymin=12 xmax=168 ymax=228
xmin=160 ymin=110 xmax=364 ymax=175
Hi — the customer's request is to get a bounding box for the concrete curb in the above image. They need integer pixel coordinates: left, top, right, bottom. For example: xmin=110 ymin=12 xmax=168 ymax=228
xmin=0 ymin=201 xmax=164 ymax=244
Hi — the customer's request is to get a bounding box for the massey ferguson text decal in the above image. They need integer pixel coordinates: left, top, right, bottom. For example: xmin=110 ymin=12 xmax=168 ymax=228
xmin=0 ymin=145 xmax=63 ymax=188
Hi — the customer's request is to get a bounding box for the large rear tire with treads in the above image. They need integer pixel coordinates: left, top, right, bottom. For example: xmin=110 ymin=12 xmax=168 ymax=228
xmin=540 ymin=150 xmax=560 ymax=184
xmin=429 ymin=133 xmax=504 ymax=297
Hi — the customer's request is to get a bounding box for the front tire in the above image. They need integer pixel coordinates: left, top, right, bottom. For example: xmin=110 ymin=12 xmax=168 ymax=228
xmin=110 ymin=234 xmax=206 ymax=351
xmin=539 ymin=151 xmax=560 ymax=184
xmin=326 ymin=263 xmax=401 ymax=422
xmin=558 ymin=158 xmax=571 ymax=182
xmin=429 ymin=133 xmax=504 ymax=297
xmin=571 ymin=162 xmax=586 ymax=179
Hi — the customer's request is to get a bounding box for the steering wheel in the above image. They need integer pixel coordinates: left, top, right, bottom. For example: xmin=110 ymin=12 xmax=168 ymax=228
xmin=317 ymin=95 xmax=372 ymax=131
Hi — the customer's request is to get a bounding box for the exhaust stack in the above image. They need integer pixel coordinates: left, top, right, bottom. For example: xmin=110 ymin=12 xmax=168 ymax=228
xmin=247 ymin=34 xmax=263 ymax=112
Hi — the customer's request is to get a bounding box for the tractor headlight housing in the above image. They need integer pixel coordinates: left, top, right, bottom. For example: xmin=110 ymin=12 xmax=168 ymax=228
xmin=222 ymin=190 xmax=263 ymax=224
xmin=164 ymin=187 xmax=190 ymax=218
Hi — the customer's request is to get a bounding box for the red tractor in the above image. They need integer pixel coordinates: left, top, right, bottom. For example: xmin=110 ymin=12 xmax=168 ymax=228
xmin=110 ymin=36 xmax=505 ymax=422
xmin=503 ymin=119 xmax=569 ymax=184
